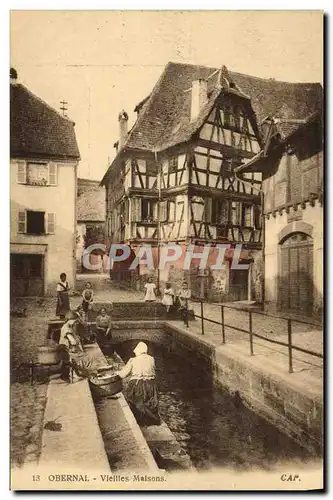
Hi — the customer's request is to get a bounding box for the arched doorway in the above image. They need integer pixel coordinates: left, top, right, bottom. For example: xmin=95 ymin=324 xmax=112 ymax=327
xmin=279 ymin=232 xmax=313 ymax=313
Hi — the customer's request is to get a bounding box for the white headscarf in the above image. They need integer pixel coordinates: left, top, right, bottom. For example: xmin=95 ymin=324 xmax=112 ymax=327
xmin=133 ymin=341 xmax=148 ymax=356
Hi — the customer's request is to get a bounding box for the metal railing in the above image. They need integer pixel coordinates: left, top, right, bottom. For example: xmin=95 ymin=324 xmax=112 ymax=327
xmin=194 ymin=302 xmax=323 ymax=373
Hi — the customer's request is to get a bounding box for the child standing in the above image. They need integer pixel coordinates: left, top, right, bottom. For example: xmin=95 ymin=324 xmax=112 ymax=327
xmin=177 ymin=281 xmax=191 ymax=328
xmin=144 ymin=277 xmax=157 ymax=302
xmin=82 ymin=282 xmax=94 ymax=319
xmin=162 ymin=282 xmax=174 ymax=312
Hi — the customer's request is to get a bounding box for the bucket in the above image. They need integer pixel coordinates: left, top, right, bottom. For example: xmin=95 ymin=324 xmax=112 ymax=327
xmin=89 ymin=373 xmax=122 ymax=398
xmin=37 ymin=345 xmax=60 ymax=365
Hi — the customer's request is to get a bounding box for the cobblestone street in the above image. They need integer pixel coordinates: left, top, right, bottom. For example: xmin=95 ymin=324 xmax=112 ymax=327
xmin=10 ymin=297 xmax=55 ymax=469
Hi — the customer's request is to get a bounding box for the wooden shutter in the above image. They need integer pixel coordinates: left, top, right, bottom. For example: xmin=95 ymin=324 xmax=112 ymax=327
xmin=18 ymin=211 xmax=27 ymax=233
xmin=205 ymin=198 xmax=212 ymax=223
xmin=48 ymin=163 xmax=58 ymax=186
xmin=153 ymin=201 xmax=158 ymax=221
xmin=159 ymin=200 xmax=167 ymax=222
xmin=220 ymin=201 xmax=229 ymax=224
xmin=168 ymin=201 xmax=176 ymax=222
xmin=46 ymin=213 xmax=56 ymax=234
xmin=231 ymin=202 xmax=240 ymax=225
xmin=17 ymin=161 xmax=27 ymax=184
xmin=124 ymin=199 xmax=129 ymax=224
xmin=237 ymin=202 xmax=242 ymax=225
xmin=131 ymin=198 xmax=141 ymax=222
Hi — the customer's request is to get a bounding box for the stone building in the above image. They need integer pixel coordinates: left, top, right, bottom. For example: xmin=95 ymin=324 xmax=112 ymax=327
xmin=101 ymin=62 xmax=322 ymax=302
xmin=10 ymin=68 xmax=80 ymax=296
xmin=76 ymin=178 xmax=105 ymax=273
xmin=236 ymin=110 xmax=323 ymax=317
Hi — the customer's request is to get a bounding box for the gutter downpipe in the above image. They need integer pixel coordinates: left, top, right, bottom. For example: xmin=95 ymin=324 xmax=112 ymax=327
xmin=234 ymin=165 xmax=265 ymax=311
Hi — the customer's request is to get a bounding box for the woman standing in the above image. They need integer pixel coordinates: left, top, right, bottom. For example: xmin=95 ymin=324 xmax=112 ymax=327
xmin=116 ymin=342 xmax=161 ymax=426
xmin=56 ymin=273 xmax=70 ymax=319
xmin=144 ymin=277 xmax=157 ymax=302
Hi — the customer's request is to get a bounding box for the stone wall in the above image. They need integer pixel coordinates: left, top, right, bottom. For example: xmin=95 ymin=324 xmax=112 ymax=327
xmin=107 ymin=317 xmax=322 ymax=455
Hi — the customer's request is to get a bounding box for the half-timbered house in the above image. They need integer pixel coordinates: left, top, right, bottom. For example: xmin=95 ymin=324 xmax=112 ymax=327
xmin=101 ymin=62 xmax=322 ymax=302
xmin=235 ymin=110 xmax=323 ymax=317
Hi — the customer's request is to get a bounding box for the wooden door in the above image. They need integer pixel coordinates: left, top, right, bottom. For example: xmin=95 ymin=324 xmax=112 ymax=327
xmin=11 ymin=254 xmax=44 ymax=297
xmin=279 ymin=233 xmax=313 ymax=313
xmin=229 ymin=268 xmax=248 ymax=302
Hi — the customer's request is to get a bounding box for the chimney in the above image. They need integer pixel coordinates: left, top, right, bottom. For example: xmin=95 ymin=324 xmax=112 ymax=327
xmin=191 ymin=79 xmax=208 ymax=122
xmin=10 ymin=67 xmax=18 ymax=84
xmin=118 ymin=110 xmax=129 ymax=149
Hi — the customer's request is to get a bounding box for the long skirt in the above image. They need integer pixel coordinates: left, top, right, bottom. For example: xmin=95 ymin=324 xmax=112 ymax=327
xmin=56 ymin=292 xmax=70 ymax=318
xmin=59 ymin=346 xmax=100 ymax=381
xmin=126 ymin=378 xmax=161 ymax=426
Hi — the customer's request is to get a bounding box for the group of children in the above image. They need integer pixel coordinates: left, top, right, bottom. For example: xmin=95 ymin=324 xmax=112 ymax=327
xmin=56 ymin=273 xmax=191 ymax=327
xmin=144 ymin=277 xmax=191 ymax=326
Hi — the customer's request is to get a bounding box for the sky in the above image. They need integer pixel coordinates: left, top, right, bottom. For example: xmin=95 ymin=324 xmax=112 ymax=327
xmin=10 ymin=11 xmax=323 ymax=181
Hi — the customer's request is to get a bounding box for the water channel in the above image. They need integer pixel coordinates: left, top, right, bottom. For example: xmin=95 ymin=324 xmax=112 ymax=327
xmin=104 ymin=339 xmax=316 ymax=472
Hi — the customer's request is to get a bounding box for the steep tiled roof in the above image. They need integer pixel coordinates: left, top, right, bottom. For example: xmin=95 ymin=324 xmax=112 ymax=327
xmin=101 ymin=62 xmax=322 ymax=185
xmin=77 ymin=178 xmax=105 ymax=222
xmin=124 ymin=62 xmax=322 ymax=153
xmin=10 ymin=83 xmax=80 ymax=159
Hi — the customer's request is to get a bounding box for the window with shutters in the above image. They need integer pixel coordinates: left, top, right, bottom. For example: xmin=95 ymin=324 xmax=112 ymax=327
xmin=16 ymin=162 xmax=58 ymax=186
xmin=18 ymin=211 xmax=55 ymax=235
xmin=26 ymin=211 xmax=45 ymax=235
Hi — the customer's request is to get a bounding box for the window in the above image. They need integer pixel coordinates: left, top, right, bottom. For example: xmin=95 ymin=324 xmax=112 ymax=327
xmin=224 ymin=105 xmax=231 ymax=127
xmin=242 ymin=204 xmax=253 ymax=227
xmin=222 ymin=158 xmax=234 ymax=178
xmin=168 ymin=200 xmax=176 ymax=221
xmin=18 ymin=211 xmax=55 ymax=235
xmin=281 ymin=232 xmax=312 ymax=246
xmin=141 ymin=200 xmax=157 ymax=222
xmin=146 ymin=160 xmax=158 ymax=176
xmin=27 ymin=163 xmax=48 ymax=186
xmin=234 ymin=106 xmax=241 ymax=131
xmin=17 ymin=161 xmax=58 ymax=186
xmin=27 ymin=211 xmax=45 ymax=235
xmin=231 ymin=202 xmax=240 ymax=225
xmin=211 ymin=200 xmax=229 ymax=224
xmin=168 ymin=157 xmax=178 ymax=174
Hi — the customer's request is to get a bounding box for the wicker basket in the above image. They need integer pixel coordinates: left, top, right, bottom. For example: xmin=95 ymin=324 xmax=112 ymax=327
xmin=89 ymin=373 xmax=122 ymax=398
